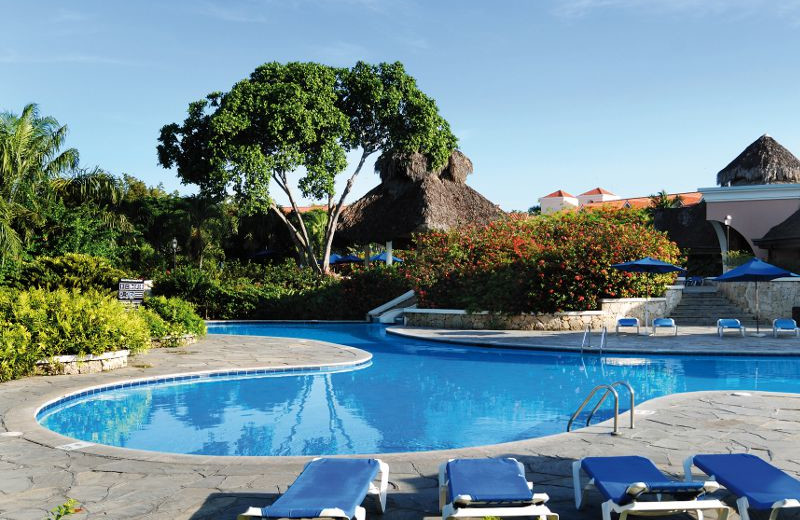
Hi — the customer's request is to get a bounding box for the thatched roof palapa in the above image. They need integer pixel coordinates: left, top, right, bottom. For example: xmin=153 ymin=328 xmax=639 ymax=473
xmin=337 ymin=150 xmax=505 ymax=245
xmin=717 ymin=134 xmax=800 ymax=186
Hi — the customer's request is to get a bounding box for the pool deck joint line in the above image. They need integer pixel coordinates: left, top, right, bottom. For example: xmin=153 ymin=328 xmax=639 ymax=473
xmin=0 ymin=331 xmax=798 ymax=519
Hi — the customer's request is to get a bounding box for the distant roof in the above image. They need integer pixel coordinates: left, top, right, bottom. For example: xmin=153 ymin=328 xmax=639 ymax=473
xmin=542 ymin=189 xmax=576 ymax=198
xmin=754 ymin=208 xmax=800 ymax=247
xmin=279 ymin=204 xmax=329 ymax=214
xmin=717 ymin=134 xmax=800 ymax=186
xmin=579 ymin=187 xmax=615 ymax=196
xmin=581 ymin=192 xmax=702 ymax=210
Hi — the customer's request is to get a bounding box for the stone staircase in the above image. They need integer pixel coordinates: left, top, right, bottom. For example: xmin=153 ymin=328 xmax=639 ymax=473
xmin=670 ymin=286 xmax=770 ymax=327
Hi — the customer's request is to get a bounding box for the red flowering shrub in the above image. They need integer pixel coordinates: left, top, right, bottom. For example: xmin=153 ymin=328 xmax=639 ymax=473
xmin=407 ymin=208 xmax=682 ymax=313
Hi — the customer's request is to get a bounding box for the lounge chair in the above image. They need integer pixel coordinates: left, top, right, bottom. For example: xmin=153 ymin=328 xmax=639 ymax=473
xmin=616 ymin=318 xmax=640 ymax=335
xmin=439 ymin=457 xmax=558 ymax=520
xmin=573 ymin=456 xmax=728 ymax=520
xmin=684 ymin=453 xmax=800 ymax=520
xmin=717 ymin=319 xmax=745 ymax=337
xmin=773 ymin=318 xmax=800 ymax=338
xmin=651 ymin=318 xmax=678 ymax=336
xmin=238 ymin=458 xmax=389 ymax=520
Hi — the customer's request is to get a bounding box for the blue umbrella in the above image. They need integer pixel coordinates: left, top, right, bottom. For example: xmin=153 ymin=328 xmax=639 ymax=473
xmin=714 ymin=258 xmax=799 ymax=333
xmin=370 ymin=252 xmax=403 ymax=263
xmin=336 ymin=254 xmax=363 ymax=264
xmin=611 ymin=257 xmax=685 ymax=274
xmin=612 ymin=257 xmax=684 ymax=327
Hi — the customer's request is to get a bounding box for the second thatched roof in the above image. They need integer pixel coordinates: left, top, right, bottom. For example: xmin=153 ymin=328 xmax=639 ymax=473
xmin=337 ymin=150 xmax=505 ymax=245
xmin=754 ymin=209 xmax=800 ymax=248
xmin=717 ymin=134 xmax=800 ymax=186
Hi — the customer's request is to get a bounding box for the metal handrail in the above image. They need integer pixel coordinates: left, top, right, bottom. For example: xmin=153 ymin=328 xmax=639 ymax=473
xmin=580 ymin=326 xmax=591 ymax=353
xmin=567 ymin=384 xmax=620 ymax=434
xmin=585 ymin=381 xmax=635 ymax=430
xmin=599 ymin=326 xmax=607 ymax=354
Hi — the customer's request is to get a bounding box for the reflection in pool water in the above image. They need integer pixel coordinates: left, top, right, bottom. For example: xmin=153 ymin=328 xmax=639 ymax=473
xmin=38 ymin=323 xmax=800 ymax=456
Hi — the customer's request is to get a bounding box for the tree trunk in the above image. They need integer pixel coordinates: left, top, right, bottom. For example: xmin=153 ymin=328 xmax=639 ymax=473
xmin=321 ymin=149 xmax=371 ymax=274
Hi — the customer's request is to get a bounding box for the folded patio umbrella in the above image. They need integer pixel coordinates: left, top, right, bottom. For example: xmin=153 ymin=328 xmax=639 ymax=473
xmin=713 ymin=258 xmax=799 ymax=333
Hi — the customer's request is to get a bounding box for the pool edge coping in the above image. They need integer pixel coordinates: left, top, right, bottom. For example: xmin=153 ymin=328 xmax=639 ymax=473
xmin=386 ymin=326 xmax=800 ymax=356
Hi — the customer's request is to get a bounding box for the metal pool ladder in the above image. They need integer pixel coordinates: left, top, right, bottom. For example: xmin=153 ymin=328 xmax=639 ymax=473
xmin=567 ymin=381 xmax=635 ymax=435
xmin=580 ymin=326 xmax=607 ymax=354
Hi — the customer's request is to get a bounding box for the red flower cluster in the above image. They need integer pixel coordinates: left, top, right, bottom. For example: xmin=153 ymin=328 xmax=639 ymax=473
xmin=406 ymin=208 xmax=682 ymax=313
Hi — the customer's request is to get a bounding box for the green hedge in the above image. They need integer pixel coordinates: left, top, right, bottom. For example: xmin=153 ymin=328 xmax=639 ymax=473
xmin=407 ymin=208 xmax=682 ymax=313
xmin=153 ymin=261 xmax=410 ymax=320
xmin=143 ymin=296 xmax=206 ymax=337
xmin=19 ymin=254 xmax=127 ymax=293
xmin=0 ymin=288 xmax=151 ymax=381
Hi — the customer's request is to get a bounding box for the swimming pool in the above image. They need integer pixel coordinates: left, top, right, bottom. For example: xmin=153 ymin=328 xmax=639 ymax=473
xmin=38 ymin=323 xmax=800 ymax=456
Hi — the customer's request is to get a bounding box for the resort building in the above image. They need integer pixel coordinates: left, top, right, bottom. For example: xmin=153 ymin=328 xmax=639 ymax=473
xmin=535 ymin=134 xmax=800 ymax=273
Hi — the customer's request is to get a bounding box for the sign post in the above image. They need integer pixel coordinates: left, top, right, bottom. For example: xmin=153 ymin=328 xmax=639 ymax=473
xmin=118 ymin=279 xmax=145 ymax=306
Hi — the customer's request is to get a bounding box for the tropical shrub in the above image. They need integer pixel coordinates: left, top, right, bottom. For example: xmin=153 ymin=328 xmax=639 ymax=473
xmin=0 ymin=288 xmax=151 ymax=381
xmin=153 ymin=261 xmax=411 ymax=320
xmin=0 ymin=288 xmax=150 ymax=357
xmin=0 ymin=320 xmax=36 ymax=382
xmin=142 ymin=295 xmax=206 ymax=337
xmin=407 ymin=208 xmax=682 ymax=313
xmin=19 ymin=253 xmax=127 ymax=293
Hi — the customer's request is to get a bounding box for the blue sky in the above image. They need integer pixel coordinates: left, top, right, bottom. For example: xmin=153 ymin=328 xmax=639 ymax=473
xmin=3 ymin=0 xmax=800 ymax=211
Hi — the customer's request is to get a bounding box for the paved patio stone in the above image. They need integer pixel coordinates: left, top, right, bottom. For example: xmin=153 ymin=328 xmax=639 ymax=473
xmin=1 ymin=333 xmax=799 ymax=519
xmin=388 ymin=325 xmax=800 ymax=355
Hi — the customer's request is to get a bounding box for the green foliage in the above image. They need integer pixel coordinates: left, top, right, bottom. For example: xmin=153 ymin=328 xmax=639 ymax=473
xmin=20 ymin=254 xmax=127 ymax=292
xmin=407 ymin=208 xmax=682 ymax=313
xmin=45 ymin=499 xmax=82 ymax=520
xmin=0 ymin=288 xmax=150 ymax=381
xmin=0 ymin=103 xmax=79 ymax=262
xmin=153 ymin=261 xmax=410 ymax=320
xmin=724 ymin=250 xmax=755 ymax=268
xmin=0 ymin=320 xmax=36 ymax=382
xmin=158 ymin=60 xmax=457 ymax=271
xmin=143 ymin=295 xmax=206 ymax=337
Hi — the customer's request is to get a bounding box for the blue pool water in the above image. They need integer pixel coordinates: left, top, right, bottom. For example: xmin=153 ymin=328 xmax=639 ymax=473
xmin=39 ymin=323 xmax=800 ymax=456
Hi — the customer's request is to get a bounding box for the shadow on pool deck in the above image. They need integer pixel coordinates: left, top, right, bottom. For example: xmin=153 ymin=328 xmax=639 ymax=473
xmin=185 ymin=453 xmax=734 ymax=520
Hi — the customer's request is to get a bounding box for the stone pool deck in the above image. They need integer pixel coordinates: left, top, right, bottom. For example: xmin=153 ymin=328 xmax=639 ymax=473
xmin=388 ymin=325 xmax=800 ymax=355
xmin=1 ymin=333 xmax=799 ymax=519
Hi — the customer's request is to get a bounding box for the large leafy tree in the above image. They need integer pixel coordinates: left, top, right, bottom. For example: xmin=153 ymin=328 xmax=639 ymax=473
xmin=0 ymin=104 xmax=79 ymax=260
xmin=158 ymin=61 xmax=457 ymax=273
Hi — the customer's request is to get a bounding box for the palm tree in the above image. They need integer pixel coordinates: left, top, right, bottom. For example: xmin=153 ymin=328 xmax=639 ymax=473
xmin=649 ymin=190 xmax=683 ymax=210
xmin=0 ymin=104 xmax=79 ymax=260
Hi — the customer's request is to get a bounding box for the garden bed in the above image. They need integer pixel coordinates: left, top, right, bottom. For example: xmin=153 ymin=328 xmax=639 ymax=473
xmin=36 ymin=350 xmax=130 ymax=375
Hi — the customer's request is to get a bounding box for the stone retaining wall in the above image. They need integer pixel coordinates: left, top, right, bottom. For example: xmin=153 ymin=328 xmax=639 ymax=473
xmin=404 ymin=287 xmax=682 ymax=331
xmin=35 ymin=350 xmax=129 ymax=375
xmin=714 ymin=278 xmax=800 ymax=322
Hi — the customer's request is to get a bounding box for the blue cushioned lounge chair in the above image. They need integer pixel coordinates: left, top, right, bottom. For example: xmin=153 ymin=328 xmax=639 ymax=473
xmin=573 ymin=456 xmax=728 ymax=520
xmin=717 ymin=319 xmax=745 ymax=337
xmin=773 ymin=318 xmax=800 ymax=338
xmin=652 ymin=318 xmax=678 ymax=336
xmin=616 ymin=317 xmax=640 ymax=335
xmin=238 ymin=458 xmax=389 ymax=520
xmin=438 ymin=458 xmax=558 ymax=520
xmin=684 ymin=453 xmax=800 ymax=520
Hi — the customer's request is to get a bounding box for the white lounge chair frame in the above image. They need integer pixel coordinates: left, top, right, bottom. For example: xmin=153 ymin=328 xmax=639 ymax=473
xmin=238 ymin=458 xmax=389 ymax=520
xmin=717 ymin=319 xmax=745 ymax=338
xmin=773 ymin=319 xmax=800 ymax=338
xmin=651 ymin=318 xmax=678 ymax=336
xmin=438 ymin=459 xmax=558 ymax=520
xmin=683 ymin=456 xmax=800 ymax=520
xmin=616 ymin=317 xmax=640 ymax=335
xmin=573 ymin=460 xmax=730 ymax=520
